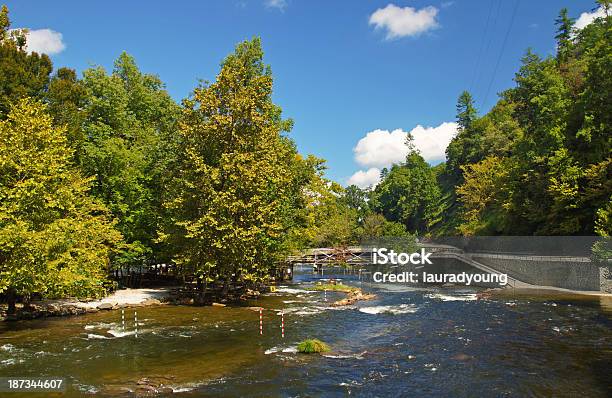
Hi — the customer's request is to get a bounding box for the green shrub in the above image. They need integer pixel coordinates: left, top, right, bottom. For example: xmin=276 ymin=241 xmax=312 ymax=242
xmin=309 ymin=283 xmax=355 ymax=293
xmin=297 ymin=339 xmax=330 ymax=354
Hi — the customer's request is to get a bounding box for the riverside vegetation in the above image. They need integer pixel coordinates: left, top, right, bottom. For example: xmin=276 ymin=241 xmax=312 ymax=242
xmin=1 ymin=3 xmax=611 ymax=316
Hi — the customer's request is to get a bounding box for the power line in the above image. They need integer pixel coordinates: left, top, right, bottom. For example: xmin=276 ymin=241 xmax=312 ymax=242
xmin=469 ymin=0 xmax=495 ymax=94
xmin=476 ymin=0 xmax=503 ymax=101
xmin=482 ymin=0 xmax=520 ymax=110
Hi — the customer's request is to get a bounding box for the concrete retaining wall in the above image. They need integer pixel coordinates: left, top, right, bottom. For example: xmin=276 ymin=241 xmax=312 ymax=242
xmin=471 ymin=255 xmax=601 ymax=291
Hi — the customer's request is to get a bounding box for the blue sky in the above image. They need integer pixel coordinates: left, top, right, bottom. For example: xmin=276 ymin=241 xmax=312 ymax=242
xmin=7 ymin=0 xmax=602 ymax=186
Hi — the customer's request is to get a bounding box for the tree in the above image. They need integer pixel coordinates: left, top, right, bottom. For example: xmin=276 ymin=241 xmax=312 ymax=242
xmin=456 ymin=156 xmax=513 ymax=235
xmin=341 ymin=184 xmax=370 ymax=222
xmin=456 ymin=90 xmax=477 ymax=130
xmin=371 ymin=139 xmax=442 ymax=234
xmin=0 ymin=5 xmax=52 ymax=117
xmin=164 ymin=38 xmax=310 ymax=297
xmin=555 ymin=8 xmax=575 ymax=63
xmin=78 ymin=53 xmax=180 ymax=271
xmin=45 ymin=68 xmax=88 ymax=160
xmin=445 ymin=91 xmax=481 ymax=181
xmin=359 ymin=213 xmax=410 ymax=241
xmin=0 ymin=99 xmax=120 ymax=314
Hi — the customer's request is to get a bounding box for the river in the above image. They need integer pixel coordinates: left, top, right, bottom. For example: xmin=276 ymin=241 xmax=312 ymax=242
xmin=1 ymin=266 xmax=611 ymax=397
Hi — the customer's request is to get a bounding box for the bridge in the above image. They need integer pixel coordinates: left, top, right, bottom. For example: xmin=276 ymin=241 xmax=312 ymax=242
xmin=286 ymin=243 xmax=602 ymax=292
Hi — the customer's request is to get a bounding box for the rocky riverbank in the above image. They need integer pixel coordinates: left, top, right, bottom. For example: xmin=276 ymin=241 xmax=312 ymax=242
xmin=0 ymin=288 xmax=171 ymax=321
xmin=0 ymin=286 xmax=268 ymax=321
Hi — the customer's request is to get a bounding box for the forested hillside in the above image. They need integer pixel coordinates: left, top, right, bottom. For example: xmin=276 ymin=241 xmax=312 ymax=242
xmin=341 ymin=3 xmax=611 ymax=239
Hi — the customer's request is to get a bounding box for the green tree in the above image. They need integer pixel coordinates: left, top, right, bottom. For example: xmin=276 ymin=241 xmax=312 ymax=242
xmin=359 ymin=213 xmax=410 ymax=241
xmin=78 ymin=53 xmax=180 ymax=270
xmin=456 ymin=90 xmax=477 ymax=130
xmin=164 ymin=38 xmax=310 ymax=297
xmin=371 ymin=137 xmax=442 ymax=234
xmin=45 ymin=68 xmax=88 ymax=160
xmin=0 ymin=99 xmax=121 ymax=314
xmin=555 ymin=8 xmax=575 ymax=63
xmin=0 ymin=5 xmax=52 ymax=117
xmin=341 ymin=184 xmax=370 ymax=222
xmin=456 ymin=156 xmax=514 ymax=235
xmin=445 ymin=91 xmax=480 ymax=181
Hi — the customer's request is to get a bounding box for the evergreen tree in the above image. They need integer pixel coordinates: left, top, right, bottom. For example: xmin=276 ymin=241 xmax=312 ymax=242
xmin=456 ymin=90 xmax=477 ymax=130
xmin=555 ymin=8 xmax=575 ymax=63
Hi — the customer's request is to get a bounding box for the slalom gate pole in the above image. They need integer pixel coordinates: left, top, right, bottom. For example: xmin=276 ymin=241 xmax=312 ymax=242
xmin=259 ymin=308 xmax=263 ymax=335
xmin=281 ymin=311 xmax=285 ymax=338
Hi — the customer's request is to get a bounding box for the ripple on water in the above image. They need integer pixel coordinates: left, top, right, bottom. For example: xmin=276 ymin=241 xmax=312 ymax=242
xmin=1 ymin=343 xmax=16 ymax=351
xmin=359 ymin=304 xmax=418 ymax=315
xmin=322 ymin=351 xmax=367 ymax=360
xmin=264 ymin=346 xmax=298 ymax=355
xmin=425 ymin=292 xmax=478 ymax=301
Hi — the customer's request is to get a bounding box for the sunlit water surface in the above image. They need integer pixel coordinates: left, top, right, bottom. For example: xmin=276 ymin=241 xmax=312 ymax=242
xmin=1 ymin=266 xmax=611 ymax=397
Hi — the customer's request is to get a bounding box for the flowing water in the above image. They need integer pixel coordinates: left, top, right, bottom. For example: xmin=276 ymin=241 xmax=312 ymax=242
xmin=1 ymin=266 xmax=611 ymax=397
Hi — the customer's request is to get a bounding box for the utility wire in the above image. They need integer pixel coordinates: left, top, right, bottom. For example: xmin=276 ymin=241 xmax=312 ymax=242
xmin=469 ymin=0 xmax=495 ymax=94
xmin=476 ymin=0 xmax=503 ymax=102
xmin=482 ymin=0 xmax=520 ymax=110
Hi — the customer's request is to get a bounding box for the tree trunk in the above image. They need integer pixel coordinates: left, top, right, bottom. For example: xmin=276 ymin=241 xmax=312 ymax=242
xmin=6 ymin=287 xmax=17 ymax=316
xmin=222 ymin=278 xmax=229 ymax=297
xmin=195 ymin=277 xmax=207 ymax=306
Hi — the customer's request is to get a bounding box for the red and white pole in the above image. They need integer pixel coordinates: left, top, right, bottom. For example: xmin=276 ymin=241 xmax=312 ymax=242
xmin=259 ymin=307 xmax=263 ymax=335
xmin=281 ymin=311 xmax=285 ymax=338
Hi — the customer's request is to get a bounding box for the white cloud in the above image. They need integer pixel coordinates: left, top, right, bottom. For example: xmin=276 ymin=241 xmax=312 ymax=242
xmin=353 ymin=122 xmax=457 ymax=169
xmin=265 ymin=0 xmax=287 ymax=11
xmin=20 ymin=28 xmax=66 ymax=55
xmin=409 ymin=122 xmax=457 ymax=163
xmin=354 ymin=128 xmax=408 ymax=168
xmin=369 ymin=4 xmax=439 ymax=39
xmin=575 ymin=7 xmax=606 ymax=30
xmin=348 ymin=122 xmax=457 ymax=188
xmin=347 ymin=167 xmax=381 ymax=189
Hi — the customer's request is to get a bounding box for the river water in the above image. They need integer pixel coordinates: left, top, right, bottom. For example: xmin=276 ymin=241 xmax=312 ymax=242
xmin=1 ymin=266 xmax=611 ymax=397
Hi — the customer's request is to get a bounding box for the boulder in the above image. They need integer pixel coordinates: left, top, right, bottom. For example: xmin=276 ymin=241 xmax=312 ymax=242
xmin=97 ymin=302 xmax=114 ymax=310
xmin=47 ymin=303 xmax=61 ymax=313
xmin=142 ymin=298 xmax=161 ymax=306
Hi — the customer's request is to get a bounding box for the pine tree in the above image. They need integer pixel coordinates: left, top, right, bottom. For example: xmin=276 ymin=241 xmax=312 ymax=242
xmin=555 ymin=8 xmax=575 ymax=63
xmin=456 ymin=90 xmax=477 ymax=131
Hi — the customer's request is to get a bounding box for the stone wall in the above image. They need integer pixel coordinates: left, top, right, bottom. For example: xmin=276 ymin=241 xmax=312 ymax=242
xmin=471 ymin=255 xmax=601 ymax=291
